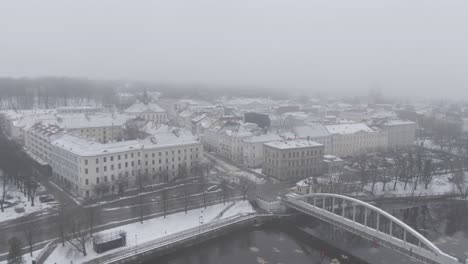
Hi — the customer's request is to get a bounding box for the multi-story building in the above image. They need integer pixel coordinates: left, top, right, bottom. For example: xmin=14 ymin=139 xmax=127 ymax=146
xmin=380 ymin=120 xmax=416 ymax=147
xmin=242 ymin=133 xmax=283 ymax=168
xmin=325 ymin=123 xmax=388 ymax=157
xmin=57 ymin=106 xmax=105 ymax=115
xmin=24 ymin=121 xmax=64 ymax=165
xmin=125 ymin=101 xmax=167 ymax=123
xmin=262 ymin=139 xmax=324 ymax=181
xmin=293 ymin=124 xmax=332 ymax=154
xmin=50 ymin=128 xmax=202 ymax=198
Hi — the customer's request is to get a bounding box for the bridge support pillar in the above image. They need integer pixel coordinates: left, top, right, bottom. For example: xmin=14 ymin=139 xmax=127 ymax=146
xmin=342 ymin=200 xmax=345 ymax=217
xmin=353 ymin=205 xmax=356 ymax=221
xmin=389 ymin=221 xmax=393 ymax=236
xmin=364 ymin=207 xmax=368 ymax=226
xmin=376 ymin=214 xmax=380 ymax=232
xmin=332 ymin=197 xmax=335 ymax=213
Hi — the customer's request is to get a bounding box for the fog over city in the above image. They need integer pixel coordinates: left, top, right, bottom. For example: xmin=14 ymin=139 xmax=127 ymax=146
xmin=2 ymin=2 xmax=468 ymax=264
xmin=1 ymin=0 xmax=468 ymax=98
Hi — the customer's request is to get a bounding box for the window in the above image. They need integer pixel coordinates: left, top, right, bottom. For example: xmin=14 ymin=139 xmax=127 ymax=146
xmin=145 ymin=154 xmax=148 ymax=158
xmin=85 ymin=159 xmax=88 ymax=165
xmin=96 ymin=158 xmax=99 ymax=164
xmin=85 ymin=179 xmax=89 ymax=185
xmin=118 ymin=155 xmax=121 ymax=160
xmin=104 ymin=166 xmax=107 ymax=172
xmin=85 ymin=168 xmax=88 ymax=174
xmin=111 ymin=164 xmax=114 ymax=170
xmin=96 ymin=167 xmax=99 ymax=173
xmin=111 ymin=175 xmax=115 ymax=181
xmin=110 ymin=156 xmax=114 ymax=161
xmin=125 ymin=154 xmax=128 ymax=159
xmin=131 ymin=153 xmax=134 ymax=158
xmin=103 ymin=157 xmax=107 ymax=162
xmin=104 ymin=176 xmax=108 ymax=182
xmin=96 ymin=177 xmax=100 ymax=184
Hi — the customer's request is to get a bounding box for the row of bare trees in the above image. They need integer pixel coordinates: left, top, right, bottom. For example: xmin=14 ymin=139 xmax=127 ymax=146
xmin=351 ymin=147 xmax=441 ymax=194
xmin=0 ymin=130 xmax=41 ymax=213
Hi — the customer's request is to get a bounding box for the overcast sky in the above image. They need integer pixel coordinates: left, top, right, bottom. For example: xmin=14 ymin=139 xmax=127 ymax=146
xmin=1 ymin=0 xmax=467 ymax=98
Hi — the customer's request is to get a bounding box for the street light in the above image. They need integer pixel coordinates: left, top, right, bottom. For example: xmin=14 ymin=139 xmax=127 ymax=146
xmin=199 ymin=210 xmax=204 ymax=234
xmin=134 ymin=234 xmax=138 ymax=255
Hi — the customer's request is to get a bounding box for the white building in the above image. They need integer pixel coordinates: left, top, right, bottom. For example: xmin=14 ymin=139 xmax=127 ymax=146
xmin=125 ymin=101 xmax=167 ymax=124
xmin=380 ymin=120 xmax=416 ymax=147
xmin=242 ymin=133 xmax=283 ymax=168
xmin=57 ymin=106 xmax=104 ymax=115
xmin=24 ymin=121 xmax=64 ymax=165
xmin=325 ymin=123 xmax=388 ymax=157
xmin=50 ymin=128 xmax=202 ymax=198
xmin=262 ymin=139 xmax=324 ymax=181
xmin=293 ymin=124 xmax=332 ymax=154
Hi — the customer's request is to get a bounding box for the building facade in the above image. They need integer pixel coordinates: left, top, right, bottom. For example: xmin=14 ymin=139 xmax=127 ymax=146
xmin=262 ymin=139 xmax=324 ymax=181
xmin=380 ymin=120 xmax=416 ymax=147
xmin=50 ymin=133 xmax=202 ymax=199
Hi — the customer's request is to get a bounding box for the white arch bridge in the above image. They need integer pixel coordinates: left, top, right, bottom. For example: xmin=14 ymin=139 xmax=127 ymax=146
xmin=282 ymin=193 xmax=464 ymax=264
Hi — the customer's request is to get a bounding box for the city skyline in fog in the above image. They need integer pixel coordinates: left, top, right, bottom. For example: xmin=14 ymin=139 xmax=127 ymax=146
xmin=1 ymin=0 xmax=468 ymax=99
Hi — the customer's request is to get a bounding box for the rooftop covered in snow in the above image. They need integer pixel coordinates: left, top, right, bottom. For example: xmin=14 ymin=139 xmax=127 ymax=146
xmin=325 ymin=123 xmax=375 ymax=135
xmin=264 ymin=139 xmax=323 ymax=150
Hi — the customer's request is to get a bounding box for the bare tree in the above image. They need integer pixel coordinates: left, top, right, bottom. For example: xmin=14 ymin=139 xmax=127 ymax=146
xmin=56 ymin=205 xmax=69 ymax=247
xmin=22 ymin=214 xmax=36 ymax=257
xmin=239 ymin=178 xmax=253 ymax=201
xmin=136 ymin=172 xmax=149 ymax=193
xmin=135 ymin=194 xmax=149 ymax=224
xmin=85 ymin=206 xmax=97 ymax=237
xmin=355 ymin=153 xmax=369 ymax=192
xmin=182 ymin=185 xmax=190 ymax=214
xmin=452 ymin=159 xmax=468 ymax=198
xmin=7 ymin=237 xmax=23 ymax=264
xmin=66 ymin=214 xmax=91 ymax=256
xmin=0 ymin=171 xmax=11 ymax=212
xmin=161 ymin=189 xmax=168 ymax=218
xmin=94 ymin=182 xmax=109 ymax=200
xmin=422 ymin=159 xmax=437 ymax=189
xmin=220 ymin=179 xmax=230 ymax=205
xmin=27 ymin=180 xmax=39 ymax=207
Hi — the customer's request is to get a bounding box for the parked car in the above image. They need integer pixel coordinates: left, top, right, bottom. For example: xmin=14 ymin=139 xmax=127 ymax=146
xmin=207 ymin=185 xmax=219 ymax=192
xmin=39 ymin=195 xmax=55 ymax=203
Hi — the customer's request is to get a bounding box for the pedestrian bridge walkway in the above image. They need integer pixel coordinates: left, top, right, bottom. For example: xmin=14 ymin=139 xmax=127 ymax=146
xmin=282 ymin=193 xmax=464 ymax=264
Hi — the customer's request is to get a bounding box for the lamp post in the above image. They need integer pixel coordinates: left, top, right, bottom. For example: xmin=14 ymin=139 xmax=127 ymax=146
xmin=134 ymin=234 xmax=138 ymax=255
xmin=199 ymin=210 xmax=204 ymax=234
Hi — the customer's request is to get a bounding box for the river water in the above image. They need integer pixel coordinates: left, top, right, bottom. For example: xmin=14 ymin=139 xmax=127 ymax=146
xmin=145 ymin=200 xmax=468 ymax=264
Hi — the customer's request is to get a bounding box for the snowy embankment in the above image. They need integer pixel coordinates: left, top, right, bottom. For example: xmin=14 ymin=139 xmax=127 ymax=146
xmin=363 ymin=173 xmax=459 ymax=197
xmin=43 ymin=200 xmax=255 ymax=264
xmin=0 ymin=185 xmax=54 ymax=223
xmin=207 ymin=153 xmax=266 ymax=184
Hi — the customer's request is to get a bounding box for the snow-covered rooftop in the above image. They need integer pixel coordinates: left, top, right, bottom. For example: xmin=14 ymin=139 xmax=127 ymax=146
xmin=125 ymin=101 xmax=165 ymax=114
xmin=243 ymin=133 xmax=283 ymax=143
xmin=264 ymin=139 xmax=323 ymax=150
xmin=52 ymin=126 xmax=199 ymax=157
xmin=293 ymin=124 xmax=330 ymax=138
xmin=383 ymin=120 xmax=416 ymax=126
xmin=325 ymin=123 xmax=374 ymax=135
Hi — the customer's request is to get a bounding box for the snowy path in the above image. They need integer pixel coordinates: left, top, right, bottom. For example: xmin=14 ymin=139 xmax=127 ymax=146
xmin=44 ymin=200 xmax=255 ymax=264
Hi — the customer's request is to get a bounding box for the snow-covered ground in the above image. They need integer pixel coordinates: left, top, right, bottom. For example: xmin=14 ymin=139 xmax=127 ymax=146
xmin=206 ymin=152 xmax=266 ymax=184
xmin=44 ymin=201 xmax=255 ymax=264
xmin=0 ymin=185 xmax=55 ymax=223
xmin=363 ymin=173 xmax=459 ymax=197
xmin=0 ymin=249 xmax=42 ymax=264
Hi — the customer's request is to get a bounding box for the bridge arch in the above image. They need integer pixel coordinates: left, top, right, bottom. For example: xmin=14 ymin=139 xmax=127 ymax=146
xmin=283 ymin=193 xmax=461 ymax=264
